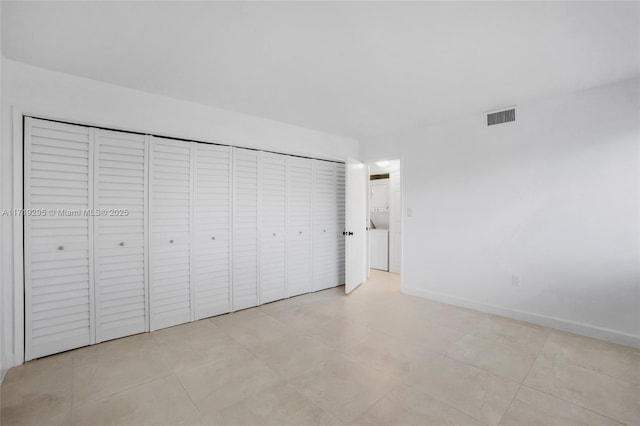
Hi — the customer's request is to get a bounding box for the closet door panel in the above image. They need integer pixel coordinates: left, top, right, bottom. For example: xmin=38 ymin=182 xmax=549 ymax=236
xmin=259 ymin=152 xmax=286 ymax=303
xmin=24 ymin=118 xmax=94 ymax=360
xmin=336 ymin=162 xmax=346 ymax=285
xmin=94 ymin=129 xmax=147 ymax=342
xmin=194 ymin=143 xmax=231 ymax=319
xmin=232 ymin=148 xmax=259 ymax=310
xmin=286 ymin=157 xmax=313 ymax=297
xmin=312 ymin=160 xmax=337 ymax=291
xmin=149 ymin=137 xmax=192 ymax=330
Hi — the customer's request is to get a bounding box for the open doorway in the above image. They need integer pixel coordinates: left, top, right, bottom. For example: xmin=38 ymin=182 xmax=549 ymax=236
xmin=365 ymin=159 xmax=402 ymax=285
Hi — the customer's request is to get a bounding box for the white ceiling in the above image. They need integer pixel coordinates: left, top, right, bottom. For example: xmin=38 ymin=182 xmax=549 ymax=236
xmin=2 ymin=1 xmax=639 ymax=142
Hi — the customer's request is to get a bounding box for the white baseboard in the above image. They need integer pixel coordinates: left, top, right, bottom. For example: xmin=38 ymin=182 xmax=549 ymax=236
xmin=402 ymin=286 xmax=640 ymax=349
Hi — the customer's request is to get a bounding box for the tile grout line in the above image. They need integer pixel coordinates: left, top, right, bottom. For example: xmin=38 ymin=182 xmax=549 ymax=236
xmin=541 ymin=336 xmax=640 ymax=386
xmin=261 ymin=281 xmax=525 ymax=424
xmin=496 ymin=383 xmax=521 ymax=426
xmin=401 ymin=381 xmax=490 ymax=425
xmin=71 ymin=337 xmax=172 ymax=413
xmin=349 ymin=383 xmax=403 ymax=423
xmin=495 ymin=329 xmax=551 ymax=425
xmin=174 ymin=327 xmax=292 ymax=418
xmin=327 ymin=314 xmax=501 ymax=426
xmin=516 ymin=384 xmax=627 ymax=426
xmin=74 ymin=375 xmax=160 ymax=409
xmin=495 ymin=329 xmax=631 ymax=426
xmin=250 ymin=317 xmax=404 ymax=426
xmin=404 ymin=381 xmax=491 ymax=425
xmin=173 ymin=371 xmax=202 ymax=417
xmin=146 ymin=332 xmax=201 ymax=417
xmin=521 ymin=332 xmax=632 ymax=425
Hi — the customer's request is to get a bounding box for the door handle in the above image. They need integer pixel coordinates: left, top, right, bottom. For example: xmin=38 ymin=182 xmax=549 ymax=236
xmin=348 ymin=232 xmax=354 ymax=236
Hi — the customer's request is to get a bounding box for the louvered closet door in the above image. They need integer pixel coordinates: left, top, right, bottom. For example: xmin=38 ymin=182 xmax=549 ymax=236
xmin=286 ymin=157 xmax=313 ymax=297
xmin=259 ymin=152 xmax=286 ymax=303
xmin=312 ymin=160 xmax=337 ymax=291
xmin=149 ymin=137 xmax=192 ymax=330
xmin=232 ymin=148 xmax=259 ymax=310
xmin=193 ymin=143 xmax=231 ymax=319
xmin=24 ymin=118 xmax=94 ymax=360
xmin=336 ymin=162 xmax=346 ymax=285
xmin=94 ymin=129 xmax=148 ymax=342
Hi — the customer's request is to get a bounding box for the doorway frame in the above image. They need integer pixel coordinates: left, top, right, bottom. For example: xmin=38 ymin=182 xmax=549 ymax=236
xmin=363 ymin=158 xmax=404 ymax=286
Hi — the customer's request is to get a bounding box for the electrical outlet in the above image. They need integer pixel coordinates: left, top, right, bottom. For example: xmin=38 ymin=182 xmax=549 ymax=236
xmin=511 ymin=275 xmax=520 ymax=287
xmin=407 ymin=207 xmax=413 ymax=217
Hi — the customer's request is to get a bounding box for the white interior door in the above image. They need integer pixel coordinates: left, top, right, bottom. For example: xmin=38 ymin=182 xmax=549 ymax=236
xmin=336 ymin=163 xmax=346 ymax=286
xmin=94 ymin=129 xmax=148 ymax=342
xmin=193 ymin=143 xmax=232 ymax=319
xmin=149 ymin=137 xmax=192 ymax=330
xmin=345 ymin=158 xmax=367 ymax=294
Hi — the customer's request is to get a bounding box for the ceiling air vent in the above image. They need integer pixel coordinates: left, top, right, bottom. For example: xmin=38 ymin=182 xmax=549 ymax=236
xmin=487 ymin=108 xmax=516 ymax=126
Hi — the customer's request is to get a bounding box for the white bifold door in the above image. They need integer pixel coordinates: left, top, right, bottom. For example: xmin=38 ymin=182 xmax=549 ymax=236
xmin=150 ymin=139 xmax=234 ymax=326
xmin=149 ymin=137 xmax=192 ymax=330
xmin=94 ymin=129 xmax=148 ymax=342
xmin=24 ymin=117 xmax=345 ymax=360
xmin=336 ymin=162 xmax=346 ymax=286
xmin=286 ymin=157 xmax=313 ymax=297
xmin=259 ymin=152 xmax=287 ymax=303
xmin=193 ymin=143 xmax=232 ymax=319
xmin=24 ymin=118 xmax=95 ymax=360
xmin=232 ymin=148 xmax=260 ymax=310
xmin=312 ymin=160 xmax=337 ymax=291
xmin=312 ymin=160 xmax=345 ymax=290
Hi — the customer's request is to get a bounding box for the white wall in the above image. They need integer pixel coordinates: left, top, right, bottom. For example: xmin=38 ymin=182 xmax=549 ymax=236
xmin=395 ymin=78 xmax=640 ymax=347
xmin=0 ymin=59 xmax=358 ymax=369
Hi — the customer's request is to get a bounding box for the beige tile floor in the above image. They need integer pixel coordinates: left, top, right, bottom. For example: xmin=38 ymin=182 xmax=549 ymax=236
xmin=2 ymin=270 xmax=639 ymax=426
